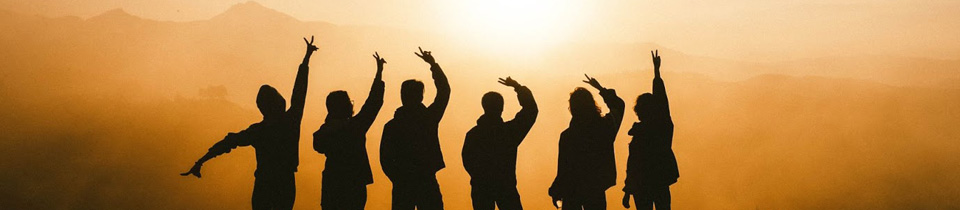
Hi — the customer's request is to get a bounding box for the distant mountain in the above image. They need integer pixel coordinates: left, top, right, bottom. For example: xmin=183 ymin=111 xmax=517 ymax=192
xmin=87 ymin=9 xmax=142 ymax=23
xmin=3 ymin=1 xmax=957 ymax=89
xmin=210 ymin=1 xmax=298 ymax=24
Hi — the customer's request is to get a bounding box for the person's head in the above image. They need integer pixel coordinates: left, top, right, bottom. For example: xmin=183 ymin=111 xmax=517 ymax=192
xmin=326 ymin=90 xmax=353 ymax=120
xmin=401 ymin=79 xmax=424 ymax=106
xmin=569 ymin=87 xmax=601 ymax=119
xmin=635 ymin=93 xmax=654 ymax=122
xmin=256 ymin=85 xmax=286 ymax=121
xmin=481 ymin=91 xmax=504 ymax=115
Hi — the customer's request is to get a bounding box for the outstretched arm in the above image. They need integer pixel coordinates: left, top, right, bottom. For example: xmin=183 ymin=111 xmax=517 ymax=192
xmin=500 ymin=77 xmax=538 ymax=144
xmin=288 ymin=36 xmax=319 ymax=120
xmin=416 ymin=47 xmax=450 ymax=122
xmin=180 ymin=125 xmax=258 ymax=178
xmin=355 ymin=52 xmax=387 ymax=130
xmin=651 ymin=50 xmax=671 ymax=119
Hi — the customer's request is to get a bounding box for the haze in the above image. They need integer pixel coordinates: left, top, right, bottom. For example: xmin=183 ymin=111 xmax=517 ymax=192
xmin=1 ymin=1 xmax=959 ymax=209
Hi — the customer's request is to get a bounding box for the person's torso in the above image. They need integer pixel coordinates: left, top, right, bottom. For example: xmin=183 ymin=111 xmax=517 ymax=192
xmin=320 ymin=118 xmax=374 ymax=184
xmin=629 ymin=121 xmax=679 ymax=184
xmin=463 ymin=123 xmax=520 ymax=186
xmin=384 ymin=110 xmax=444 ymax=172
xmin=252 ymin=114 xmax=301 ymax=176
xmin=556 ymin=122 xmax=618 ymax=189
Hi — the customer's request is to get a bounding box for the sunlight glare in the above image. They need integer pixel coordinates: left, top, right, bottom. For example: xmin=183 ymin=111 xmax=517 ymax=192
xmin=445 ymin=0 xmax=586 ymax=53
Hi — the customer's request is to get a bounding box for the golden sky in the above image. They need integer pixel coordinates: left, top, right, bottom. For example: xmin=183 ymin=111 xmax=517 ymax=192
xmin=2 ymin=0 xmax=959 ymax=60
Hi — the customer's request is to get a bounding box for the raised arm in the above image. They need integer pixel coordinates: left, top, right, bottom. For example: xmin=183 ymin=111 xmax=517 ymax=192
xmin=354 ymin=52 xmax=387 ymax=130
xmin=288 ymin=36 xmax=318 ymax=120
xmin=180 ymin=125 xmax=258 ymax=178
xmin=584 ymin=74 xmax=625 ymax=123
xmin=651 ymin=50 xmax=671 ymax=119
xmin=500 ymin=77 xmax=538 ymax=144
xmin=416 ymin=47 xmax=450 ymax=122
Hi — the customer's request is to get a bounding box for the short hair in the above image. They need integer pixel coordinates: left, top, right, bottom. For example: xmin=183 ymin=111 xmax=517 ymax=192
xmin=635 ymin=93 xmax=654 ymax=121
xmin=400 ymin=79 xmax=424 ymax=106
xmin=481 ymin=91 xmax=504 ymax=114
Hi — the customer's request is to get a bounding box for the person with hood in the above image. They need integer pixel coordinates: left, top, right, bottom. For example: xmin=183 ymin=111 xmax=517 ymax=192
xmin=462 ymin=77 xmax=538 ymax=210
xmin=379 ymin=47 xmax=450 ymax=210
xmin=313 ymin=52 xmax=387 ymax=210
xmin=180 ymin=36 xmax=318 ymax=210
xmin=621 ymin=50 xmax=678 ymax=210
xmin=550 ymin=74 xmax=625 ymax=210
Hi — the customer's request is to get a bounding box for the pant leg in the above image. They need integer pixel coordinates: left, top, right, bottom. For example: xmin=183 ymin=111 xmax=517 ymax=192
xmin=391 ymin=181 xmax=415 ymax=210
xmin=471 ymin=185 xmax=495 ymax=210
xmin=252 ymin=177 xmax=271 ymax=210
xmin=494 ymin=187 xmax=523 ymax=210
xmin=351 ymin=185 xmax=368 ymax=210
xmin=277 ymin=173 xmax=296 ymax=210
xmin=321 ymin=176 xmax=342 ymax=210
xmin=581 ymin=190 xmax=606 ymax=210
xmin=634 ymin=188 xmax=654 ymax=210
xmin=652 ymin=186 xmax=671 ymax=210
xmin=560 ymin=197 xmax=581 ymax=210
xmin=416 ymin=174 xmax=444 ymax=210
xmin=251 ymin=173 xmax=295 ymax=210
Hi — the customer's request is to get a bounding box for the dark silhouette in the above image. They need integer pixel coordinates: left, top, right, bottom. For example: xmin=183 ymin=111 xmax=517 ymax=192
xmin=313 ymin=52 xmax=387 ymax=210
xmin=622 ymin=50 xmax=677 ymax=210
xmin=549 ymin=75 xmax=625 ymax=210
xmin=462 ymin=77 xmax=538 ymax=210
xmin=180 ymin=36 xmax=317 ymax=210
xmin=380 ymin=47 xmax=450 ymax=210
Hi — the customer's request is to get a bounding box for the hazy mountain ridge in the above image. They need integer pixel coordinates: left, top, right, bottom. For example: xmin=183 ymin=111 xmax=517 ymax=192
xmin=3 ymin=2 xmax=958 ymax=90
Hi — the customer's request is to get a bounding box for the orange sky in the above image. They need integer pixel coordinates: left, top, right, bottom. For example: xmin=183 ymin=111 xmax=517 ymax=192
xmin=2 ymin=0 xmax=959 ymax=60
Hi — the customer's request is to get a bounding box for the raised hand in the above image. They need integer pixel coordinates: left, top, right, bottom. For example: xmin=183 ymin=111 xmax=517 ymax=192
xmin=498 ymin=76 xmax=521 ymax=88
xmin=652 ymin=50 xmax=661 ymax=78
xmin=652 ymin=50 xmax=660 ymax=69
xmin=180 ymin=163 xmax=202 ymax=178
xmin=304 ymin=36 xmax=318 ymax=52
xmin=373 ymin=51 xmax=387 ymax=71
xmin=582 ymin=74 xmax=604 ymax=90
xmin=414 ymin=47 xmax=436 ymax=65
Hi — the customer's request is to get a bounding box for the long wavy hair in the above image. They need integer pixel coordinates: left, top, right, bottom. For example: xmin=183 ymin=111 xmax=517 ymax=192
xmin=569 ymin=87 xmax=601 ymax=121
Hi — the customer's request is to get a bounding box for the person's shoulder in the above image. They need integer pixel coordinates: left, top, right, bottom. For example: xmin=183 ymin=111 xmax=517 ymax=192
xmin=382 ymin=118 xmax=400 ymax=130
xmin=465 ymin=125 xmax=482 ymax=137
xmin=246 ymin=122 xmax=265 ymax=130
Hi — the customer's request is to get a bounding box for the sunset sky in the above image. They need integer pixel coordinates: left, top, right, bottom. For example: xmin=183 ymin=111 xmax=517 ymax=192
xmin=3 ymin=0 xmax=960 ymax=60
xmin=1 ymin=1 xmax=959 ymax=210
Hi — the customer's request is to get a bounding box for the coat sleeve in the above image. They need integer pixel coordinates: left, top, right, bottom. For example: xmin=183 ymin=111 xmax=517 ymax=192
xmin=599 ymin=88 xmax=625 ymax=140
xmin=426 ymin=64 xmax=450 ymax=123
xmin=354 ymin=80 xmax=385 ymax=131
xmin=198 ymin=124 xmax=258 ymax=164
xmin=652 ymin=77 xmax=671 ymax=122
xmin=504 ymin=85 xmax=538 ymax=145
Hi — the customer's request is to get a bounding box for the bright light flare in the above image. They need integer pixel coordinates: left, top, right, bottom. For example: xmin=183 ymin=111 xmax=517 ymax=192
xmin=443 ymin=0 xmax=589 ymax=53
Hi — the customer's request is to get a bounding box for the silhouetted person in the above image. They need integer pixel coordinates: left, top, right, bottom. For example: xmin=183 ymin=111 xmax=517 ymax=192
xmin=622 ymin=50 xmax=677 ymax=210
xmin=550 ymin=75 xmax=625 ymax=210
xmin=180 ymin=36 xmax=318 ymax=210
xmin=313 ymin=52 xmax=387 ymax=210
xmin=380 ymin=47 xmax=450 ymax=210
xmin=462 ymin=77 xmax=538 ymax=210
